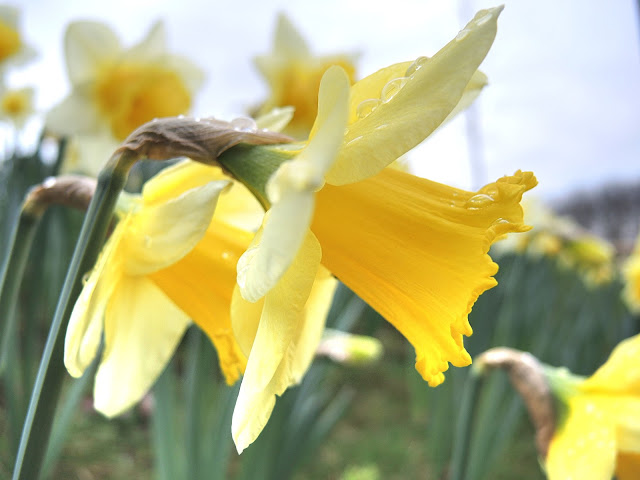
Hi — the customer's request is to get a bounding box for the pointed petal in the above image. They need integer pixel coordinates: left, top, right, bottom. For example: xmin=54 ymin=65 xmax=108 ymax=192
xmin=125 ymin=20 xmax=167 ymax=61
xmin=273 ymin=13 xmax=310 ymax=60
xmin=65 ymin=21 xmax=121 ymax=86
xmin=124 ymin=180 xmax=229 ymax=276
xmin=237 ymin=66 xmax=349 ymax=302
xmin=255 ymin=106 xmax=295 ymax=132
xmin=64 ymin=222 xmax=125 ymax=377
xmin=582 ymin=334 xmax=640 ymax=396
xmin=325 ymin=7 xmax=503 ymax=185
xmin=150 ymin=220 xmax=251 ymax=384
xmin=232 ymin=232 xmax=321 ymax=453
xmin=94 ymin=276 xmax=190 ymax=417
xmin=46 ymin=91 xmax=104 ymax=136
xmin=546 ymin=397 xmax=617 ymax=480
xmin=313 ymin=168 xmax=536 ymax=386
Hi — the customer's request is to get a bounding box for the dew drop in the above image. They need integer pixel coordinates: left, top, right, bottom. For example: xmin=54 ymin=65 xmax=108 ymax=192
xmin=381 ymin=77 xmax=408 ymax=103
xmin=456 ymin=29 xmax=470 ymax=41
xmin=345 ymin=135 xmax=364 ymax=147
xmin=42 ymin=176 xmax=57 ymax=189
xmin=465 ymin=193 xmax=495 ymax=209
xmin=475 ymin=13 xmax=493 ymax=26
xmin=492 ymin=217 xmax=510 ymax=226
xmin=230 ymin=117 xmax=258 ymax=132
xmin=356 ymin=98 xmax=381 ymax=119
xmin=405 ymin=56 xmax=428 ymax=77
xmin=222 ymin=251 xmax=231 ymax=261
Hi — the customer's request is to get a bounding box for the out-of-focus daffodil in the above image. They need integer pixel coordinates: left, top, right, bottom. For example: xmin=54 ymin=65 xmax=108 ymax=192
xmin=47 ymin=20 xmax=203 ymax=174
xmin=254 ymin=13 xmax=358 ymax=139
xmin=544 ymin=334 xmax=640 ymax=480
xmin=228 ymin=6 xmax=537 ymax=452
xmin=0 ymin=84 xmax=34 ymax=126
xmin=623 ymin=234 xmax=640 ymax=312
xmin=0 ymin=5 xmax=36 ymax=72
xmin=65 ymin=162 xmax=249 ymax=416
xmin=493 ymin=198 xmax=616 ymax=286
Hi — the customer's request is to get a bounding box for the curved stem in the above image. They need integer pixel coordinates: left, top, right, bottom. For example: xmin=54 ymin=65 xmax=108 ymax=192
xmin=12 ymin=152 xmax=136 ymax=480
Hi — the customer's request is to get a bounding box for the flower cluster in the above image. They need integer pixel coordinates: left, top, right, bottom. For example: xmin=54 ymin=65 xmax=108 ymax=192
xmin=60 ymin=6 xmax=540 ymax=454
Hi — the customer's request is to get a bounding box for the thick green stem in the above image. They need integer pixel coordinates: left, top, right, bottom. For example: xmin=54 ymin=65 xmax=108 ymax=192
xmin=449 ymin=368 xmax=484 ymax=480
xmin=12 ymin=152 xmax=136 ymax=480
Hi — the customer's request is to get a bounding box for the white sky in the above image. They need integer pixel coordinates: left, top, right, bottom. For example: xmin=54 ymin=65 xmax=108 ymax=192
xmin=11 ymin=0 xmax=640 ymax=201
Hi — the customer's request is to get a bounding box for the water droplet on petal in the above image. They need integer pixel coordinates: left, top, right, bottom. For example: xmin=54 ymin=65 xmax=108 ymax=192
xmin=82 ymin=272 xmax=91 ymax=285
xmin=231 ymin=117 xmax=258 ymax=132
xmin=456 ymin=29 xmax=470 ymax=41
xmin=381 ymin=77 xmax=408 ymax=103
xmin=345 ymin=135 xmax=364 ymax=147
xmin=405 ymin=56 xmax=428 ymax=77
xmin=475 ymin=13 xmax=493 ymax=26
xmin=492 ymin=217 xmax=510 ymax=226
xmin=465 ymin=193 xmax=495 ymax=209
xmin=356 ymin=98 xmax=381 ymax=119
xmin=222 ymin=251 xmax=231 ymax=261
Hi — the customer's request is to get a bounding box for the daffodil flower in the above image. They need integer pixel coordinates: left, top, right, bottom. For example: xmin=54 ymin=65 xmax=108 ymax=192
xmin=47 ymin=20 xmax=203 ymax=174
xmin=0 ymin=84 xmax=34 ymax=126
xmin=0 ymin=5 xmax=36 ymax=72
xmin=64 ymin=163 xmax=249 ymax=416
xmin=228 ymin=6 xmax=537 ymax=452
xmin=623 ymin=234 xmax=640 ymax=313
xmin=254 ymin=13 xmax=358 ymax=139
xmin=545 ymin=334 xmax=640 ymax=480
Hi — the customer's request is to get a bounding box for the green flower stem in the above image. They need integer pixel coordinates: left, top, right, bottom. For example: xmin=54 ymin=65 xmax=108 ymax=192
xmin=217 ymin=144 xmax=292 ymax=210
xmin=0 ymin=210 xmax=41 ymax=375
xmin=449 ymin=366 xmax=484 ymax=480
xmin=12 ymin=151 xmax=137 ymax=480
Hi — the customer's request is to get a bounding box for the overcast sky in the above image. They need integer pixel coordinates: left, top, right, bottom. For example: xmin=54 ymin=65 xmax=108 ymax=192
xmin=12 ymin=0 xmax=640 ymax=201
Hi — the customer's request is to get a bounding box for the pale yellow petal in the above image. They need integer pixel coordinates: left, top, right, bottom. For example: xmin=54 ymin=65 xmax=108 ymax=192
xmin=582 ymin=334 xmax=640 ymax=396
xmin=94 ymin=276 xmax=190 ymax=417
xmin=288 ymin=265 xmax=337 ymax=383
xmin=231 ymin=283 xmax=264 ymax=358
xmin=142 ymin=160 xmax=227 ymax=205
xmin=124 ymin=20 xmax=166 ymax=61
xmin=124 ymin=180 xmax=229 ymax=276
xmin=439 ymin=69 xmax=488 ymax=125
xmin=232 ymin=232 xmax=321 ymax=453
xmin=150 ymin=220 xmax=251 ymax=384
xmin=546 ymin=396 xmax=617 ymax=480
xmin=255 ymin=106 xmax=295 ymax=132
xmin=236 ymin=193 xmax=313 ymax=303
xmin=312 ymin=168 xmax=536 ymax=386
xmin=64 ymin=222 xmax=125 ymax=378
xmin=46 ymin=91 xmax=104 ymax=137
xmin=273 ymin=13 xmax=310 ymax=60
xmin=64 ymin=21 xmax=121 ymax=86
xmin=325 ymin=7 xmax=503 ymax=185
xmin=236 ymin=66 xmax=349 ymax=302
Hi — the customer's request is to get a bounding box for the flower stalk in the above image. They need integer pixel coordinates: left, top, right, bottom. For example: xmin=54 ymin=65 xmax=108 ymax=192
xmin=12 ymin=151 xmax=136 ymax=480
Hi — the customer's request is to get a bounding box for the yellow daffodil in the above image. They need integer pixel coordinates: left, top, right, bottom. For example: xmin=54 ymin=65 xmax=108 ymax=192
xmin=0 ymin=84 xmax=34 ymax=126
xmin=254 ymin=13 xmax=358 ymax=139
xmin=227 ymin=6 xmax=537 ymax=452
xmin=0 ymin=5 xmax=36 ymax=72
xmin=545 ymin=334 xmax=640 ymax=479
xmin=65 ymin=163 xmax=249 ymax=415
xmin=47 ymin=20 xmax=203 ymax=174
xmin=623 ymin=234 xmax=640 ymax=312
